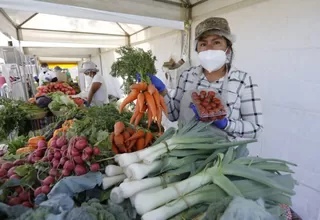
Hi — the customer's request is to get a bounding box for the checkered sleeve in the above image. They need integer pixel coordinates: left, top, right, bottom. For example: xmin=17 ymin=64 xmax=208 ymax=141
xmin=225 ymin=75 xmax=264 ymax=139
xmin=163 ymin=72 xmax=187 ymax=122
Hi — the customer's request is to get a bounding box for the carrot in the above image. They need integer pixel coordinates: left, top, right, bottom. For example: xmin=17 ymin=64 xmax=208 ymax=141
xmin=130 ymin=82 xmax=148 ymax=91
xmin=137 ymin=93 xmax=145 ymax=112
xmin=130 ymin=102 xmax=140 ymax=124
xmin=126 ymin=130 xmax=145 ymax=142
xmin=147 ymin=107 xmax=153 ymax=129
xmin=114 ymin=121 xmax=125 ymax=136
xmin=128 ymin=139 xmax=137 ymax=150
xmin=126 ymin=127 xmax=135 ymax=135
xmin=156 ymin=108 xmax=162 ymax=132
xmin=144 ymin=132 xmax=154 ymax=147
xmin=111 ymin=144 xmax=119 ymax=154
xmin=148 ymin=84 xmax=156 ymax=95
xmin=159 ymin=95 xmax=168 ymax=116
xmin=144 ymin=91 xmax=157 ymax=118
xmin=136 ymin=138 xmax=145 ymax=151
xmin=134 ymin=113 xmax=144 ymax=128
xmin=110 ymin=132 xmax=115 ymax=144
xmin=119 ymin=89 xmax=139 ymax=113
xmin=114 ymin=134 xmax=125 ymax=148
xmin=123 ymin=131 xmax=130 ymax=141
xmin=153 ymin=89 xmax=161 ymax=109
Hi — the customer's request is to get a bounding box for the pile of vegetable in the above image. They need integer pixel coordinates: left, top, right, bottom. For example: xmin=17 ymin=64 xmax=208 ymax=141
xmin=35 ymin=82 xmax=77 ymax=97
xmin=102 ymin=119 xmax=297 ymax=220
xmin=110 ymin=122 xmax=156 ymax=154
xmin=47 ymin=92 xmax=78 ymax=112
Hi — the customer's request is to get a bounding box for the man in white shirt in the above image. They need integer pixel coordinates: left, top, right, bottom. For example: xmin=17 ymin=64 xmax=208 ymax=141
xmin=38 ymin=63 xmax=57 ymax=86
xmin=80 ymin=61 xmax=109 ymax=106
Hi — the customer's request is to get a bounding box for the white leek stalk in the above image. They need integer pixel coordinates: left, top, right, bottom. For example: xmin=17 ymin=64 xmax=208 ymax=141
xmin=134 ymin=171 xmax=212 ymax=215
xmin=117 ymin=152 xmax=140 ymax=167
xmin=110 ymin=187 xmax=124 ymax=204
xmin=105 ymin=165 xmax=123 ymax=176
xmin=119 ymin=174 xmax=185 ymax=199
xmin=125 ymin=160 xmax=163 ymax=180
xmin=130 ymin=186 xmax=164 ymax=208
xmin=102 ymin=174 xmax=126 ymax=190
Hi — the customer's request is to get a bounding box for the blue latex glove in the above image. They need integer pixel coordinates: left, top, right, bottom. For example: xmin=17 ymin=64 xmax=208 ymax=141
xmin=84 ymin=100 xmax=90 ymax=107
xmin=136 ymin=73 xmax=166 ymax=93
xmin=45 ymin=77 xmax=51 ymax=81
xmin=189 ymin=103 xmax=228 ymax=129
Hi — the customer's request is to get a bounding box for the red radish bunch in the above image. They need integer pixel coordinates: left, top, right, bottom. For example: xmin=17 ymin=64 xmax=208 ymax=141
xmin=191 ymin=90 xmax=227 ymax=121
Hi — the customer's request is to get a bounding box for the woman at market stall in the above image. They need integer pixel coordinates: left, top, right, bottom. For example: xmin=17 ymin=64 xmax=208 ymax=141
xmin=144 ymin=17 xmax=263 ymax=140
xmin=80 ymin=61 xmax=109 ymax=107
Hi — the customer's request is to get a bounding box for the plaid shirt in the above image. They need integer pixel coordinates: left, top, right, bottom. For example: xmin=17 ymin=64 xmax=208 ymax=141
xmin=164 ymin=66 xmax=263 ymax=139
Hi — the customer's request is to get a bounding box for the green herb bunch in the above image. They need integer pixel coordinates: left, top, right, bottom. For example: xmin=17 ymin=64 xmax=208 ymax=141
xmin=110 ymin=46 xmax=157 ymax=94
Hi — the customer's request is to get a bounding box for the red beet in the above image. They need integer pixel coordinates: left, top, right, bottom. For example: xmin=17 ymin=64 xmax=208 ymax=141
xmin=81 ymin=152 xmax=91 ymax=162
xmin=74 ymin=164 xmax=87 ymax=176
xmin=19 ymin=191 xmax=30 ymax=201
xmin=41 ymin=185 xmax=51 ymax=194
xmin=42 ymin=176 xmax=55 ymax=185
xmin=0 ymin=168 xmax=7 ymax=177
xmin=56 ymin=136 xmax=68 ymax=148
xmin=49 ymin=168 xmax=58 ymax=177
xmin=75 ymin=138 xmax=88 ymax=150
xmin=1 ymin=162 xmax=13 ymax=170
xmin=37 ymin=140 xmax=47 ymax=149
xmin=73 ymin=156 xmax=84 ymax=164
xmin=90 ymin=163 xmax=100 ymax=172
xmin=62 ymin=169 xmax=71 ymax=176
xmin=7 ymin=197 xmax=22 ymax=206
xmin=7 ymin=167 xmax=15 ymax=177
xmin=71 ymin=148 xmax=80 ymax=156
xmin=52 ymin=159 xmax=60 ymax=168
xmin=13 ymin=159 xmax=25 ymax=166
xmin=9 ymin=174 xmax=21 ymax=180
xmin=83 ymin=147 xmax=93 ymax=155
xmin=22 ymin=201 xmax=33 ymax=208
xmin=60 ymin=157 xmax=67 ymax=166
xmin=63 ymin=160 xmax=75 ymax=171
xmin=93 ymin=147 xmax=100 ymax=156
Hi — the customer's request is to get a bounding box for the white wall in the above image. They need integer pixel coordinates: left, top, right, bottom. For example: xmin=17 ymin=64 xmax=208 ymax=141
xmin=192 ymin=0 xmax=320 ymax=219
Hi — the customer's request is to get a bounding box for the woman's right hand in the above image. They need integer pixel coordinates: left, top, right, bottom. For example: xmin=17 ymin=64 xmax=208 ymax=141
xmin=136 ymin=73 xmax=166 ymax=93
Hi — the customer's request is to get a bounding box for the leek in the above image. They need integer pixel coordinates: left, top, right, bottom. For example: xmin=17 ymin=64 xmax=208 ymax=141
xmin=105 ymin=165 xmax=124 ymax=176
xmin=124 ymin=160 xmax=163 ymax=180
xmin=102 ymin=174 xmax=126 ymax=190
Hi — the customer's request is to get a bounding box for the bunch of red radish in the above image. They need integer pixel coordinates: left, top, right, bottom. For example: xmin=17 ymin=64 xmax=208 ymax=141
xmin=31 ymin=136 xmax=101 ymax=197
xmin=36 ymin=82 xmax=76 ymax=96
xmin=0 ymin=160 xmax=33 ymax=207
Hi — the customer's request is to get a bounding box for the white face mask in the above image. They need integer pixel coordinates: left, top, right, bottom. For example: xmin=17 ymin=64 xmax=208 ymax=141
xmin=198 ymin=49 xmax=228 ymax=72
xmin=41 ymin=67 xmax=49 ymax=72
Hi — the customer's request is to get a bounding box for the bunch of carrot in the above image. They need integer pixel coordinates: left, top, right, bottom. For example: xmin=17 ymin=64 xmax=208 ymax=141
xmin=110 ymin=122 xmax=155 ymax=154
xmin=119 ymin=82 xmax=168 ymax=132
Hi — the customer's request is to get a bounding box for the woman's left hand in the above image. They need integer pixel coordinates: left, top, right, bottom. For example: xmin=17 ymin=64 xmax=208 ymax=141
xmin=190 ymin=103 xmax=228 ymax=129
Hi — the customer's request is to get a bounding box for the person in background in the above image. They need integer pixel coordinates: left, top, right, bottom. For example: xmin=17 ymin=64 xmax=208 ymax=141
xmin=139 ymin=17 xmax=263 ymax=141
xmin=0 ymin=70 xmax=6 ymax=89
xmin=80 ymin=61 xmax=109 ymax=107
xmin=65 ymin=69 xmax=73 ymax=83
xmin=38 ymin=63 xmax=57 ymax=86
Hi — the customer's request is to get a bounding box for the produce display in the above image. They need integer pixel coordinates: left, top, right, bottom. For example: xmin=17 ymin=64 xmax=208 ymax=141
xmin=191 ymin=90 xmax=226 ymax=121
xmin=36 ymin=82 xmax=77 ymax=97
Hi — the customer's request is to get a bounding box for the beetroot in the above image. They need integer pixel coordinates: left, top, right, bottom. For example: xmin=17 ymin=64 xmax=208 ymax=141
xmin=62 ymin=169 xmax=71 ymax=176
xmin=13 ymin=159 xmax=25 ymax=166
xmin=22 ymin=201 xmax=33 ymax=208
xmin=49 ymin=168 xmax=58 ymax=177
xmin=41 ymin=185 xmax=51 ymax=194
xmin=7 ymin=167 xmax=15 ymax=177
xmin=75 ymin=138 xmax=88 ymax=150
xmin=90 ymin=163 xmax=100 ymax=172
xmin=34 ymin=187 xmax=42 ymax=197
xmin=61 ymin=145 xmax=68 ymax=151
xmin=81 ymin=152 xmax=91 ymax=162
xmin=93 ymin=147 xmax=100 ymax=156
xmin=9 ymin=174 xmax=21 ymax=180
xmin=34 ymin=150 xmax=44 ymax=157
xmin=54 ymin=152 xmax=62 ymax=160
xmin=37 ymin=140 xmax=47 ymax=149
xmin=74 ymin=164 xmax=87 ymax=176
xmin=41 ymin=156 xmax=49 ymax=162
xmin=42 ymin=176 xmax=55 ymax=185
xmin=8 ymin=197 xmax=22 ymax=206
xmin=73 ymin=156 xmax=84 ymax=164
xmin=63 ymin=160 xmax=75 ymax=171
xmin=1 ymin=162 xmax=13 ymax=170
xmin=62 ymin=150 xmax=68 ymax=157
xmin=15 ymin=186 xmax=23 ymax=194
xmin=33 ymin=157 xmax=42 ymax=162
xmin=48 ymin=153 xmax=54 ymax=161
xmin=0 ymin=168 xmax=7 ymax=177
xmin=71 ymin=148 xmax=80 ymax=156
xmin=56 ymin=136 xmax=68 ymax=148
xmin=60 ymin=157 xmax=67 ymax=166
xmin=27 ymin=153 xmax=34 ymax=163
xmin=19 ymin=191 xmax=30 ymax=201
xmin=52 ymin=159 xmax=60 ymax=168
xmin=83 ymin=147 xmax=93 ymax=155
xmin=50 ymin=140 xmax=57 ymax=148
